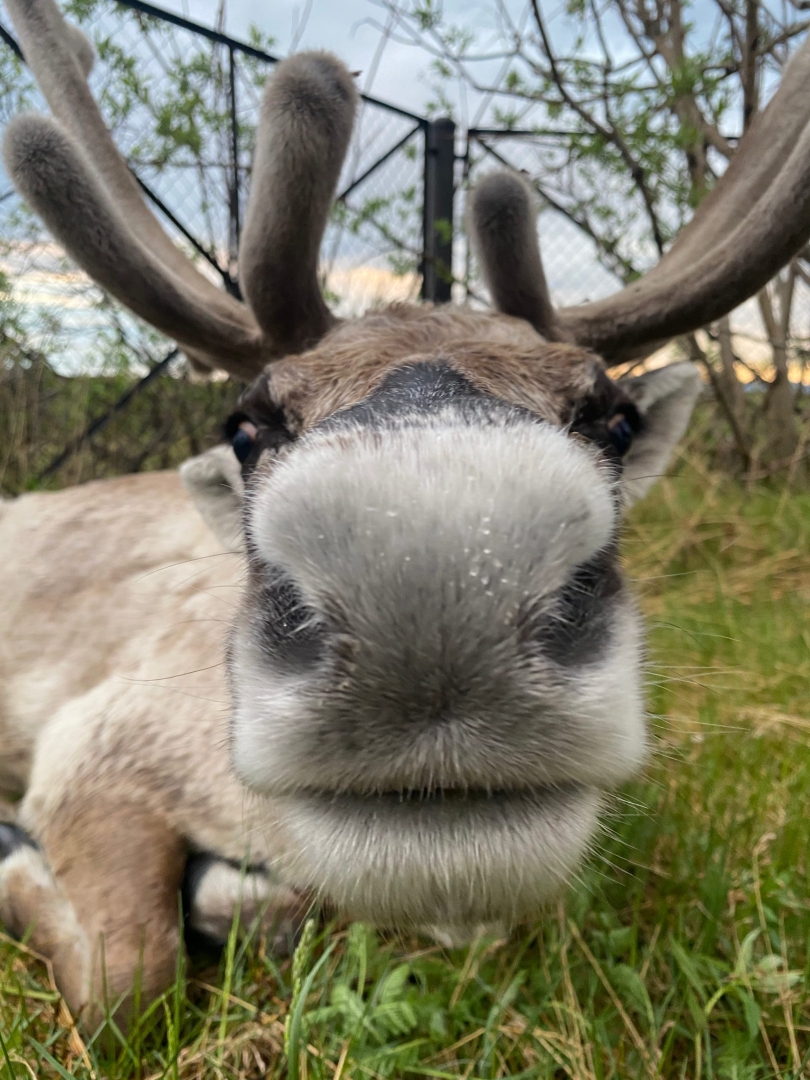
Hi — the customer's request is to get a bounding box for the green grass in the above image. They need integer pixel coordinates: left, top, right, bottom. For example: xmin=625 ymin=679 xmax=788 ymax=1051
xmin=2 ymin=442 xmax=810 ymax=1079
xmin=0 ymin=355 xmax=237 ymax=496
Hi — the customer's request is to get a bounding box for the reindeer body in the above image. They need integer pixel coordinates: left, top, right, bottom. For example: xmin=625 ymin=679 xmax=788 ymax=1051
xmin=0 ymin=304 xmax=678 ymax=1023
xmin=3 ymin=0 xmax=810 ymax=1033
xmin=0 ymin=308 xmax=615 ymax=1012
xmin=0 ymin=470 xmax=285 ymax=1008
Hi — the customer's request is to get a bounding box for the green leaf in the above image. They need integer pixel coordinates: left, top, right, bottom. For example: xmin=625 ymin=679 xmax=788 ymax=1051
xmin=284 ymin=938 xmax=337 ymax=1080
xmin=377 ymin=964 xmax=411 ymax=1005
xmin=26 ymin=1040 xmax=75 ymax=1080
xmin=609 ymin=964 xmax=656 ymax=1031
xmin=671 ymin=940 xmax=708 ymax=1003
xmin=733 ymin=929 xmax=761 ymax=977
xmin=732 ymin=986 xmax=761 ymax=1040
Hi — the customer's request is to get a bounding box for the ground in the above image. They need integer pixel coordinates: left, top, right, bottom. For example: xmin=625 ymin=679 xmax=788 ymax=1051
xmin=1 ymin=427 xmax=809 ymax=1079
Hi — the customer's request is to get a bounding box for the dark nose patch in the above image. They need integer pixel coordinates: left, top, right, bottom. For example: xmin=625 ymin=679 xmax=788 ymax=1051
xmin=316 ymin=360 xmax=541 ymax=431
xmin=253 ymin=566 xmax=328 ymax=671
xmin=518 ymin=550 xmax=623 ymax=667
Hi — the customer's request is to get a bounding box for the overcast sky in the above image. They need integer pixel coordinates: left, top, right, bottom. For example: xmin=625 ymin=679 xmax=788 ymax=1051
xmin=0 ymin=0 xmax=787 ymax=367
xmin=145 ymin=0 xmax=518 ymax=116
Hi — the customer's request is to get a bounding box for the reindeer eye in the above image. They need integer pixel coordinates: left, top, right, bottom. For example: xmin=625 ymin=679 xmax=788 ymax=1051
xmin=607 ymin=414 xmax=634 ymax=456
xmin=232 ymin=421 xmax=257 ymax=463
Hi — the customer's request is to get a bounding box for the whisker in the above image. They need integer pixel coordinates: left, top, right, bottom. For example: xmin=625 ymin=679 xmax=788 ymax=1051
xmin=135 ymin=550 xmax=243 ymax=581
xmin=119 ymin=661 xmax=226 ymax=682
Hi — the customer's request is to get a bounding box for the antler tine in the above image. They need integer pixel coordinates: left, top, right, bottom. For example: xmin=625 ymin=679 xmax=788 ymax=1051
xmin=558 ymin=110 xmax=810 ymax=360
xmin=557 ymin=36 xmax=810 ymax=361
xmin=62 ymin=21 xmax=95 ymax=79
xmin=239 ymin=53 xmax=358 ymax=356
xmin=5 ymin=0 xmax=261 ymax=374
xmin=468 ymin=172 xmax=560 ymax=341
xmin=4 ymin=113 xmax=262 ymax=375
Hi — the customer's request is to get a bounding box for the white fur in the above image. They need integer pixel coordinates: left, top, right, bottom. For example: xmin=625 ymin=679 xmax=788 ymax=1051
xmin=620 ymin=362 xmax=703 ymax=505
xmin=188 ymin=860 xmax=299 ymax=942
xmin=0 ymin=843 xmax=91 ymax=998
xmin=232 ymin=416 xmax=631 ymax=797
xmin=179 ymin=444 xmax=245 ymax=551
xmin=276 ymin=786 xmax=602 ymax=929
xmin=223 ymin=414 xmax=649 ymax=927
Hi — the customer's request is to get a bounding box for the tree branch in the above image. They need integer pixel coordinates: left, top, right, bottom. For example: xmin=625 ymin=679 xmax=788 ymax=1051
xmin=529 ymin=0 xmax=666 ymax=253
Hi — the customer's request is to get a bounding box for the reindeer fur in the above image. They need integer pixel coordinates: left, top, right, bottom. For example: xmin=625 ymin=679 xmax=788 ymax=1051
xmin=466 ymin=174 xmax=561 ymax=340
xmin=239 ymin=51 xmax=356 ymax=353
xmin=2 ymin=0 xmax=806 ymax=1034
xmin=0 ymin=305 xmax=699 ymax=1028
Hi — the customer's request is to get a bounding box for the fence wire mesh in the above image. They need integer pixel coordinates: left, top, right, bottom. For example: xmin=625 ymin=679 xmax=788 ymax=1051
xmin=462 ymin=131 xmax=810 ymax=371
xmin=0 ymin=0 xmax=427 ymax=373
xmin=3 ymin=0 xmax=809 ymax=372
xmin=1 ymin=0 xmax=809 ymax=493
xmin=463 ymin=133 xmax=629 ymax=307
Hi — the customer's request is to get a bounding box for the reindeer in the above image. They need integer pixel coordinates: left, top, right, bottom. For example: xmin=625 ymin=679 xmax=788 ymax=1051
xmin=2 ymin=0 xmax=810 ymax=1031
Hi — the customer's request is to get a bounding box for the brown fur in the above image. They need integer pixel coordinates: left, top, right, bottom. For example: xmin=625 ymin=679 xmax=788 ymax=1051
xmin=41 ymin=795 xmax=184 ymax=1028
xmin=0 ymin=9 xmax=711 ymax=1030
xmin=0 ymin=470 xmax=299 ymax=1023
xmin=265 ymin=306 xmax=599 ymax=432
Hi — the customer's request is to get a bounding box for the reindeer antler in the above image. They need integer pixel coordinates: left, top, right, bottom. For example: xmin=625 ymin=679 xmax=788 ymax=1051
xmin=1 ymin=0 xmax=357 ymax=378
xmin=471 ymin=36 xmax=810 ymax=362
xmin=467 ymin=172 xmax=560 ymax=341
xmin=240 ymin=53 xmax=356 ymax=355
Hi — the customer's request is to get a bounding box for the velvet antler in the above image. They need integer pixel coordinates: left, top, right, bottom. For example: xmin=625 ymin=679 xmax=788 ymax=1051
xmin=240 ymin=52 xmax=357 ymax=356
xmin=469 ymin=36 xmax=810 ymax=362
xmin=2 ymin=0 xmax=357 ymax=378
xmin=467 ymin=172 xmax=560 ymax=341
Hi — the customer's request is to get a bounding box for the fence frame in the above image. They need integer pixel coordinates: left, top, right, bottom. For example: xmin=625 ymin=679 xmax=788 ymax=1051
xmin=0 ymin=0 xmax=581 ymax=475
xmin=0 ymin=0 xmax=576 ymax=313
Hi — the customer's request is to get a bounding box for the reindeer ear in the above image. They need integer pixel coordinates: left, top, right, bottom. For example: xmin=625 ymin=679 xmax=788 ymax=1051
xmin=617 ymin=362 xmax=703 ymax=506
xmin=179 ymin=446 xmax=245 ymax=551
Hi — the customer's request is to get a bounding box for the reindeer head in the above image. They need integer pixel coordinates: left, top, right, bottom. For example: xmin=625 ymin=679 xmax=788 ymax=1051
xmin=6 ymin=0 xmax=810 ymax=938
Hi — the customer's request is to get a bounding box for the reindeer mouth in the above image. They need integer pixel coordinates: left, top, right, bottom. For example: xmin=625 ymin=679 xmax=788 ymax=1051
xmin=292 ymin=781 xmax=584 ymax=806
xmin=274 ymin=782 xmax=602 ymax=931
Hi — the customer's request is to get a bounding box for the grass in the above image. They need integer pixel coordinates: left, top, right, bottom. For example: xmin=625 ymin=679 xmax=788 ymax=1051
xmin=0 ymin=355 xmax=237 ymax=496
xmin=2 ymin=432 xmax=810 ymax=1078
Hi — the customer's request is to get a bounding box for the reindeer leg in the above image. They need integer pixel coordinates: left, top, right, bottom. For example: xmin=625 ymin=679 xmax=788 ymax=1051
xmin=184 ymin=852 xmax=309 ymax=956
xmin=0 ymin=822 xmax=92 ymax=1015
xmin=1 ymin=795 xmax=185 ymax=1032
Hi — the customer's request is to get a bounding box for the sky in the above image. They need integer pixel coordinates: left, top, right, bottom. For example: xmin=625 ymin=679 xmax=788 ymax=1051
xmin=138 ymin=0 xmax=772 ymax=123
xmin=0 ymin=0 xmax=805 ymax=372
xmin=152 ymin=0 xmax=498 ymax=113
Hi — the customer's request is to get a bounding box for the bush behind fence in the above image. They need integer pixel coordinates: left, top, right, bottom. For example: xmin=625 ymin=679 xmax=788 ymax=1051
xmin=1 ymin=0 xmax=809 ymax=494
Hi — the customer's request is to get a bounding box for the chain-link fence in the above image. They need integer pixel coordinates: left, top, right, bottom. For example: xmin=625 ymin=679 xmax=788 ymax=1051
xmin=4 ymin=0 xmax=809 ymax=357
xmin=1 ymin=0 xmax=808 ymax=491
xmin=462 ymin=129 xmax=810 ymax=373
xmin=0 ymin=0 xmax=432 ymax=361
xmin=462 ymin=131 xmax=629 ymax=308
xmin=0 ymin=0 xmax=438 ymax=486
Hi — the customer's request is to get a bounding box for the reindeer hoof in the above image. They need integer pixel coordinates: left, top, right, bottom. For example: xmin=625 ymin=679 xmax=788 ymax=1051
xmin=0 ymin=822 xmax=37 ymax=860
xmin=182 ymin=851 xmax=316 ymax=957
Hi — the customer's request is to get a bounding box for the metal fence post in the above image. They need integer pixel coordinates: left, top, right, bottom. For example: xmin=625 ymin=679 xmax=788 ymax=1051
xmin=422 ymin=118 xmax=455 ymax=303
xmin=227 ymin=45 xmax=241 ymax=292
